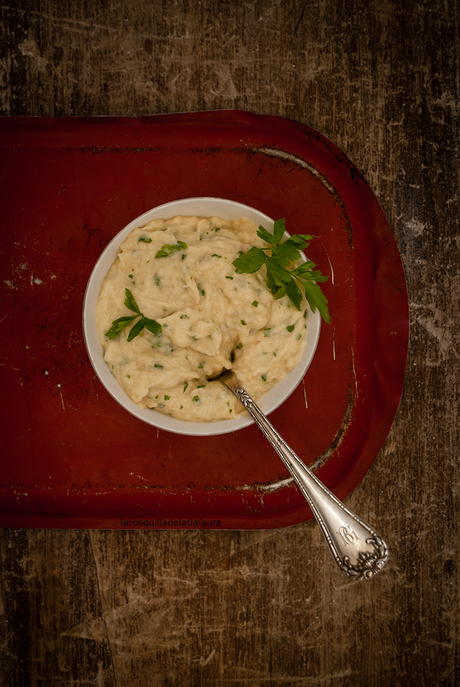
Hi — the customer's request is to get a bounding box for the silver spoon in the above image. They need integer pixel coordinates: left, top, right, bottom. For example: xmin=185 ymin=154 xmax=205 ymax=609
xmin=213 ymin=369 xmax=389 ymax=580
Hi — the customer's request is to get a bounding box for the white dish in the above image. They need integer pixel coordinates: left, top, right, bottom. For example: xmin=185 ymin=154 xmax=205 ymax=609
xmin=82 ymin=197 xmax=321 ymax=436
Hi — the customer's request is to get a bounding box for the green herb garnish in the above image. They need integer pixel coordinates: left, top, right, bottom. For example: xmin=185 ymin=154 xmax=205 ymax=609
xmin=232 ymin=218 xmax=330 ymax=323
xmin=155 ymin=241 xmax=187 ymax=258
xmin=138 ymin=236 xmax=152 ymax=243
xmin=105 ymin=288 xmax=162 ymax=342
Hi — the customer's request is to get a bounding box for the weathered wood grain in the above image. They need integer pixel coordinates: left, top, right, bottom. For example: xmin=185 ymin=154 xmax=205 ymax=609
xmin=1 ymin=0 xmax=459 ymax=685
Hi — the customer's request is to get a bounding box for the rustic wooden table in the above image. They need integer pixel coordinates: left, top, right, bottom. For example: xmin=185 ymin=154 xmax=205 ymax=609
xmin=1 ymin=1 xmax=458 ymax=685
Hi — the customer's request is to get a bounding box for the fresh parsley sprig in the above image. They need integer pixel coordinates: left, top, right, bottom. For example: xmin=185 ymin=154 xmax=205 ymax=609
xmin=232 ymin=218 xmax=330 ymax=323
xmin=105 ymin=288 xmax=162 ymax=342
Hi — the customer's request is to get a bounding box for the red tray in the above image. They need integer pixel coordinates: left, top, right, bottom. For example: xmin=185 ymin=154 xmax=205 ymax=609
xmin=0 ymin=111 xmax=409 ymax=530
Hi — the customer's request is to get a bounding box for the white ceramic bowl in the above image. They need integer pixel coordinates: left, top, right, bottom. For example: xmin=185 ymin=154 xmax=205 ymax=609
xmin=83 ymin=197 xmax=321 ymax=436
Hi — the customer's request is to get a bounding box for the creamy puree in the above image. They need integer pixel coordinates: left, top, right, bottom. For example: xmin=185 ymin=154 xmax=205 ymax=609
xmin=96 ymin=215 xmax=308 ymax=421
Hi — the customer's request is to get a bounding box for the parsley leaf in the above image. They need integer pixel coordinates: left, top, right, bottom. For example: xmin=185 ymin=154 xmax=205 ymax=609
xmin=155 ymin=241 xmax=188 ymax=258
xmin=286 ymin=280 xmax=303 ymax=310
xmin=232 ymin=246 xmax=266 ymax=273
xmin=105 ymin=315 xmax=138 ymax=339
xmin=272 ymin=218 xmax=286 ymax=244
xmin=105 ymin=288 xmax=162 ymax=341
xmin=127 ymin=317 xmax=145 ymax=341
xmin=143 ymin=317 xmax=162 ymax=336
xmin=232 ymin=219 xmax=330 ymax=323
xmin=124 ymin=288 xmax=141 ymax=313
xmin=257 ymin=225 xmax=275 ymax=246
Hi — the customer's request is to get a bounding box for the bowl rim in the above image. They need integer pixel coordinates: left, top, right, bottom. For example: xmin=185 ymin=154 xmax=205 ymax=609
xmin=82 ymin=197 xmax=321 ymax=436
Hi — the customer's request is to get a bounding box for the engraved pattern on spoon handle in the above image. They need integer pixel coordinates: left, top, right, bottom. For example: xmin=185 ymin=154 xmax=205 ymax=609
xmin=233 ymin=387 xmax=389 ymax=580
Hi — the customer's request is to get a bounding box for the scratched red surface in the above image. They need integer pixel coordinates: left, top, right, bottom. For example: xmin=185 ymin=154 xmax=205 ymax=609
xmin=0 ymin=111 xmax=409 ymax=529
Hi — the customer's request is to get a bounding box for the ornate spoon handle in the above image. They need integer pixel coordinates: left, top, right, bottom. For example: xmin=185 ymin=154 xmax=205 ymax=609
xmin=222 ymin=372 xmax=388 ymax=580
